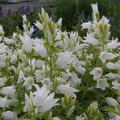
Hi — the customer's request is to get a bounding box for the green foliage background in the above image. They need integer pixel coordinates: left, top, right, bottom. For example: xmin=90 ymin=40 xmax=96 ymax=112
xmin=0 ymin=0 xmax=120 ymax=38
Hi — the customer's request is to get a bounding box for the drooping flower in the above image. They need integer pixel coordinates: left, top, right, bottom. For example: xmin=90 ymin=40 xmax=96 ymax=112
xmin=56 ymin=51 xmax=74 ymax=67
xmin=112 ymin=81 xmax=120 ymax=90
xmin=90 ymin=67 xmax=102 ymax=80
xmin=106 ymin=97 xmax=118 ymax=107
xmin=0 ymin=97 xmax=11 ymax=108
xmin=100 ymin=52 xmax=117 ymax=63
xmin=0 ymin=86 xmax=16 ymax=97
xmin=84 ymin=34 xmax=100 ymax=46
xmin=0 ymin=25 xmax=4 ymax=35
xmin=57 ymin=84 xmax=78 ymax=97
xmin=0 ymin=77 xmax=7 ymax=87
xmin=107 ymin=39 xmax=120 ymax=49
xmin=81 ymin=21 xmax=92 ymax=31
xmin=106 ymin=62 xmax=118 ymax=70
xmin=1 ymin=111 xmax=17 ymax=120
xmin=96 ymin=78 xmax=109 ymax=90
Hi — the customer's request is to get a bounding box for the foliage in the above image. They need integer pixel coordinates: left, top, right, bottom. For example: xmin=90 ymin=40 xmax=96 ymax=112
xmin=54 ymin=0 xmax=120 ymax=38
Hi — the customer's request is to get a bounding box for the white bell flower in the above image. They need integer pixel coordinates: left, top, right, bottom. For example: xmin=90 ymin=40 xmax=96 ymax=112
xmin=57 ymin=84 xmax=78 ymax=97
xmin=106 ymin=97 xmax=118 ymax=107
xmin=35 ymin=21 xmax=43 ymax=30
xmin=90 ymin=101 xmax=98 ymax=109
xmin=81 ymin=21 xmax=92 ymax=31
xmin=112 ymin=81 xmax=120 ymax=90
xmin=0 ymin=86 xmax=16 ymax=97
xmin=106 ymin=62 xmax=119 ymax=70
xmin=24 ymin=85 xmax=59 ymax=113
xmin=73 ymin=60 xmax=86 ymax=75
xmin=91 ymin=3 xmax=99 ymax=15
xmin=70 ymin=72 xmax=81 ymax=87
xmin=84 ymin=34 xmax=100 ymax=46
xmin=106 ymin=73 xmax=120 ymax=79
xmin=34 ymin=44 xmax=47 ymax=57
xmin=76 ymin=115 xmax=85 ymax=120
xmin=1 ymin=111 xmax=17 ymax=120
xmin=90 ymin=67 xmax=102 ymax=80
xmin=0 ymin=77 xmax=7 ymax=87
xmin=100 ymin=52 xmax=117 ymax=63
xmin=96 ymin=78 xmax=109 ymax=90
xmin=107 ymin=39 xmax=120 ymax=49
xmin=24 ymin=93 xmax=34 ymax=112
xmin=3 ymin=37 xmax=15 ymax=45
xmin=33 ymin=84 xmax=59 ymax=113
xmin=0 ymin=97 xmax=11 ymax=108
xmin=23 ymin=77 xmax=34 ymax=90
xmin=0 ymin=25 xmax=4 ymax=35
xmin=0 ymin=43 xmax=8 ymax=54
xmin=56 ymin=51 xmax=74 ymax=67
xmin=20 ymin=32 xmax=32 ymax=53
xmin=99 ymin=16 xmax=110 ymax=25
xmin=52 ymin=117 xmax=61 ymax=120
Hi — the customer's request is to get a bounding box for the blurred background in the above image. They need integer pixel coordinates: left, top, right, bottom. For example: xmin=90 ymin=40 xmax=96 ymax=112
xmin=0 ymin=0 xmax=120 ymax=39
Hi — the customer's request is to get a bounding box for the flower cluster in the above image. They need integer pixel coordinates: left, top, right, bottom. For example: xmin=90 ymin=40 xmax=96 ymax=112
xmin=0 ymin=4 xmax=120 ymax=120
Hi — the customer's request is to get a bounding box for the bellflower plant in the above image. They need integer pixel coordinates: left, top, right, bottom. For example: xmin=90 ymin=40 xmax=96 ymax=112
xmin=0 ymin=4 xmax=120 ymax=120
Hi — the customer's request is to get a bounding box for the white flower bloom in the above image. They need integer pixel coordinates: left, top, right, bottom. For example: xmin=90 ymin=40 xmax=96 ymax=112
xmin=57 ymin=18 xmax=62 ymax=25
xmin=107 ymin=39 xmax=120 ymax=49
xmin=56 ymin=51 xmax=74 ymax=67
xmin=106 ymin=62 xmax=119 ymax=70
xmin=34 ymin=44 xmax=47 ymax=57
xmin=22 ymin=15 xmax=27 ymax=22
xmin=35 ymin=21 xmax=43 ymax=30
xmin=57 ymin=84 xmax=78 ymax=97
xmin=0 ymin=55 xmax=6 ymax=68
xmin=91 ymin=3 xmax=99 ymax=15
xmin=0 ymin=43 xmax=8 ymax=54
xmin=0 ymin=77 xmax=7 ymax=87
xmin=73 ymin=60 xmax=86 ymax=75
xmin=81 ymin=21 xmax=92 ymax=30
xmin=0 ymin=97 xmax=11 ymax=108
xmin=99 ymin=16 xmax=109 ymax=25
xmin=106 ymin=73 xmax=120 ymax=79
xmin=24 ymin=93 xmax=34 ymax=112
xmin=0 ymin=25 xmax=4 ymax=35
xmin=76 ymin=115 xmax=85 ymax=120
xmin=70 ymin=72 xmax=81 ymax=87
xmin=35 ymin=60 xmax=45 ymax=68
xmin=4 ymin=37 xmax=15 ymax=45
xmin=1 ymin=111 xmax=17 ymax=120
xmin=30 ymin=85 xmax=59 ymax=113
xmin=96 ymin=78 xmax=109 ymax=90
xmin=34 ymin=70 xmax=44 ymax=80
xmin=52 ymin=117 xmax=61 ymax=120
xmin=108 ymin=113 xmax=120 ymax=120
xmin=55 ymin=30 xmax=62 ymax=40
xmin=100 ymin=52 xmax=117 ymax=63
xmin=106 ymin=97 xmax=118 ymax=107
xmin=112 ymin=81 xmax=120 ymax=89
xmin=0 ymin=86 xmax=16 ymax=97
xmin=90 ymin=101 xmax=98 ymax=109
xmin=23 ymin=77 xmax=34 ymax=90
xmin=20 ymin=32 xmax=32 ymax=53
xmin=90 ymin=67 xmax=102 ymax=80
xmin=84 ymin=34 xmax=100 ymax=46
xmin=10 ymin=54 xmax=17 ymax=63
